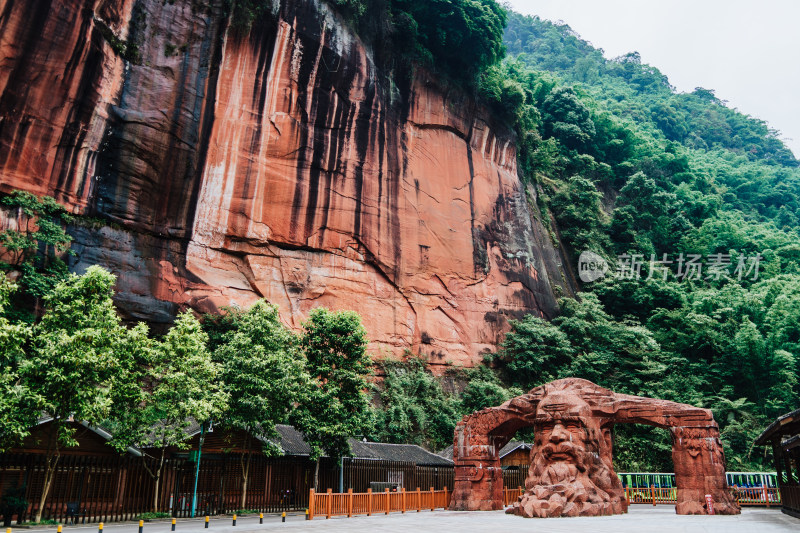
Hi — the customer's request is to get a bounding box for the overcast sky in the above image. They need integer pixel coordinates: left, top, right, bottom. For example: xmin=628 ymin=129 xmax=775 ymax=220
xmin=505 ymin=0 xmax=800 ymax=158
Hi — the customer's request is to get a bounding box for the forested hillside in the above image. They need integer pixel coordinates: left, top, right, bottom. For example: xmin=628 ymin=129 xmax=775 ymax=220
xmin=374 ymin=7 xmax=800 ymax=471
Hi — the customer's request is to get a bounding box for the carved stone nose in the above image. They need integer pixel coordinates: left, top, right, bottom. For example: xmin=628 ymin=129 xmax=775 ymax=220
xmin=549 ymin=422 xmax=568 ymax=443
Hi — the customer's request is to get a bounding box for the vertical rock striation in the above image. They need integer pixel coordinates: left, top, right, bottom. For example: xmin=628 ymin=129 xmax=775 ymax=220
xmin=0 ymin=0 xmax=570 ymax=367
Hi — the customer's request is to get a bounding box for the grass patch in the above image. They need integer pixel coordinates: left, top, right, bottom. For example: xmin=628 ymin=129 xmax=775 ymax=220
xmin=135 ymin=512 xmax=172 ymax=521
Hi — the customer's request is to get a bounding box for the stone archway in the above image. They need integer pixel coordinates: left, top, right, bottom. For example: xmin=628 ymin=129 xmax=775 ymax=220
xmin=449 ymin=378 xmax=740 ymax=516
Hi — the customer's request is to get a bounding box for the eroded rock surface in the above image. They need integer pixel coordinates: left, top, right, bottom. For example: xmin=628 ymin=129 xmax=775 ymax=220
xmin=0 ymin=0 xmax=571 ymax=366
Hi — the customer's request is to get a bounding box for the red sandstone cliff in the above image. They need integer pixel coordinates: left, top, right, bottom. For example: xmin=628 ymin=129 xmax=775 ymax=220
xmin=0 ymin=0 xmax=572 ymax=367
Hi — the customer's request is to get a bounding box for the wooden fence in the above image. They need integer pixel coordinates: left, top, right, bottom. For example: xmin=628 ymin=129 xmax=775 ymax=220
xmin=503 ymin=487 xmax=523 ymax=506
xmin=0 ymin=454 xmax=453 ymax=524
xmin=780 ymin=485 xmax=799 ymax=516
xmin=308 ymin=487 xmax=450 ymax=519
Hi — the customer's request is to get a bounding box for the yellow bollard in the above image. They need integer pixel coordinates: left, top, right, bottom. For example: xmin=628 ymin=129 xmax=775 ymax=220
xmin=98 ymin=523 xmax=104 ymax=533
xmin=281 ymin=512 xmax=286 ymax=523
xmin=305 ymin=509 xmax=309 ymax=521
xmin=139 ymin=519 xmax=144 ymax=533
xmin=232 ymin=514 xmax=236 ymax=527
xmin=259 ymin=513 xmax=263 ymax=525
xmin=58 ymin=526 xmax=63 ymax=533
xmin=204 ymin=516 xmax=209 ymax=529
xmin=171 ymin=518 xmax=176 ymax=532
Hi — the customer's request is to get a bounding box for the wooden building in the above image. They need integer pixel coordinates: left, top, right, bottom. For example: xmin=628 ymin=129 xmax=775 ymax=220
xmin=0 ymin=423 xmax=453 ymax=524
xmin=755 ymin=408 xmax=800 ymax=518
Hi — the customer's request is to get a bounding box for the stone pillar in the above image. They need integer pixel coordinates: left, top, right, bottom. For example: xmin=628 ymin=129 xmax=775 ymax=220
xmin=449 ymin=425 xmax=505 ymax=510
xmin=671 ymin=426 xmax=739 ymax=515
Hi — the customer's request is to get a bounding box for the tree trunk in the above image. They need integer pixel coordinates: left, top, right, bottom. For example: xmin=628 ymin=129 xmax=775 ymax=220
xmin=35 ymin=422 xmax=60 ymax=523
xmin=239 ymin=452 xmax=251 ymax=510
xmin=313 ymin=458 xmax=320 ymax=492
xmin=148 ymin=448 xmax=166 ymax=513
xmin=239 ymin=433 xmax=252 ymax=509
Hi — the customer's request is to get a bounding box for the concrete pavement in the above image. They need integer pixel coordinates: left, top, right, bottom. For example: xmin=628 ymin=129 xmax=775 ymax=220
xmin=12 ymin=506 xmax=799 ymax=533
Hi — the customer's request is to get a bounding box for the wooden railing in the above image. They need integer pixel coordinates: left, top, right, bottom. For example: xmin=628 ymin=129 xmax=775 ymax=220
xmin=308 ymin=487 xmax=450 ymax=520
xmin=503 ymin=487 xmax=523 ymax=506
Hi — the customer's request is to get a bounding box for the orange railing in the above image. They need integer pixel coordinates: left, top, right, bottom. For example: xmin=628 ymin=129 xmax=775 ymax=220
xmin=308 ymin=487 xmax=450 ymax=520
xmin=503 ymin=487 xmax=523 ymax=506
xmin=732 ymin=487 xmax=781 ymax=506
xmin=624 ymin=486 xmax=782 ymax=507
xmin=624 ymin=487 xmax=677 ymax=504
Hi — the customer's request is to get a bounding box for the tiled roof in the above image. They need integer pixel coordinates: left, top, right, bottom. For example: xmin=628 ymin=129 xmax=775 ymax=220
xmin=755 ymin=407 xmax=800 ymax=446
xmin=348 ymin=440 xmax=453 ymax=466
xmin=437 ymin=445 xmax=453 ymax=461
xmin=271 ymin=424 xmax=313 ymax=456
xmin=270 ymin=426 xmax=453 ymax=465
xmin=499 ymin=441 xmax=532 ymax=458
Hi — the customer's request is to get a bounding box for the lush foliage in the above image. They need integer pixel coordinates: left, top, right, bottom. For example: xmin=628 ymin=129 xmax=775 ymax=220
xmin=229 ymin=0 xmax=507 ymax=88
xmin=372 ymin=357 xmax=522 ymax=450
xmin=212 ymin=301 xmax=306 ymax=449
xmin=292 ymin=308 xmax=372 ymax=462
xmin=0 ymin=191 xmax=74 ymax=319
xmin=367 ymin=9 xmax=800 ymax=471
xmin=477 ymin=12 xmax=800 ymax=470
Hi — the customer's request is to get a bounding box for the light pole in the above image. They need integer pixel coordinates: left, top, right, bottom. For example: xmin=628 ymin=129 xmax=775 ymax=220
xmin=190 ymin=421 xmax=209 ymax=518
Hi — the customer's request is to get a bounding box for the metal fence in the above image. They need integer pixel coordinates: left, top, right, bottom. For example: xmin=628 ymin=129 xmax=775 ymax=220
xmin=0 ymin=454 xmax=454 ymax=524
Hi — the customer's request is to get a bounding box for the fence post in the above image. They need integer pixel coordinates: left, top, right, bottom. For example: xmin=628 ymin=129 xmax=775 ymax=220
xmin=417 ymin=487 xmax=421 ymax=512
xmin=444 ymin=486 xmax=448 ymax=508
xmin=430 ymin=487 xmax=435 ymax=511
xmin=347 ymin=488 xmax=353 ymax=518
xmin=385 ymin=488 xmax=389 ymax=515
xmin=651 ymin=485 xmax=656 ymax=506
xmin=367 ymin=488 xmax=372 ymax=516
xmin=308 ymin=489 xmax=315 ymax=521
xmin=401 ymin=488 xmax=406 ymax=513
xmin=326 ymin=489 xmax=332 ymax=519
xmin=763 ymin=487 xmax=769 ymax=507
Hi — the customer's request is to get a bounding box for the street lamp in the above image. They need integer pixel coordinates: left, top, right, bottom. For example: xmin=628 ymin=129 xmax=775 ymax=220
xmin=190 ymin=420 xmax=213 ymax=518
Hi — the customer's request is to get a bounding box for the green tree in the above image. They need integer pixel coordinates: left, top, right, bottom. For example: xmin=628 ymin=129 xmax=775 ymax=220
xmin=291 ymin=308 xmax=371 ymax=490
xmin=110 ymin=312 xmax=227 ymax=512
xmin=458 ymin=366 xmax=521 ymax=415
xmin=373 ymin=357 xmax=459 ymax=450
xmin=0 ymin=191 xmax=74 ymax=315
xmin=21 ymin=267 xmax=134 ymax=522
xmin=0 ymin=279 xmax=35 ymax=451
xmin=498 ymin=315 xmax=575 ymax=389
xmin=213 ymin=301 xmax=308 ymax=508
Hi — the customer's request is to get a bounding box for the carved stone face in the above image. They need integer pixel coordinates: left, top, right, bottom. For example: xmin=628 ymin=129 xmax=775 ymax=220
xmin=537 ymin=416 xmax=589 ymax=465
xmin=534 ymin=393 xmax=596 ymax=471
xmin=508 ymin=392 xmax=625 ymax=517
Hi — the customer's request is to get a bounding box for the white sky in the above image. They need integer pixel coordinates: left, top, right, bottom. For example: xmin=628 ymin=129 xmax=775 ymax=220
xmin=505 ymin=0 xmax=800 ymax=158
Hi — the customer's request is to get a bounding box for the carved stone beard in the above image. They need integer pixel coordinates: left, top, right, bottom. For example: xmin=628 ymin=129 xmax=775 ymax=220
xmin=541 ymin=462 xmax=579 ymax=484
xmin=510 ymin=428 xmax=625 ymax=518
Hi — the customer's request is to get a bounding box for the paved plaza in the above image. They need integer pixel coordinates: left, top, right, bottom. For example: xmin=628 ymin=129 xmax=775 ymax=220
xmin=16 ymin=506 xmax=799 ymax=533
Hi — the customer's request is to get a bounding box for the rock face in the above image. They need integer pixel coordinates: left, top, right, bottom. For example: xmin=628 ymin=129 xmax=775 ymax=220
xmin=0 ymin=0 xmax=571 ymax=367
xmin=450 ymin=378 xmax=740 ymax=516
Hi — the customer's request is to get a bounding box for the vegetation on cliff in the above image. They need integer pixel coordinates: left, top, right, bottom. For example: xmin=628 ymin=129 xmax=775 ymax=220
xmin=330 ymin=7 xmax=800 ymax=471
xmin=229 ymin=0 xmax=507 ymax=86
